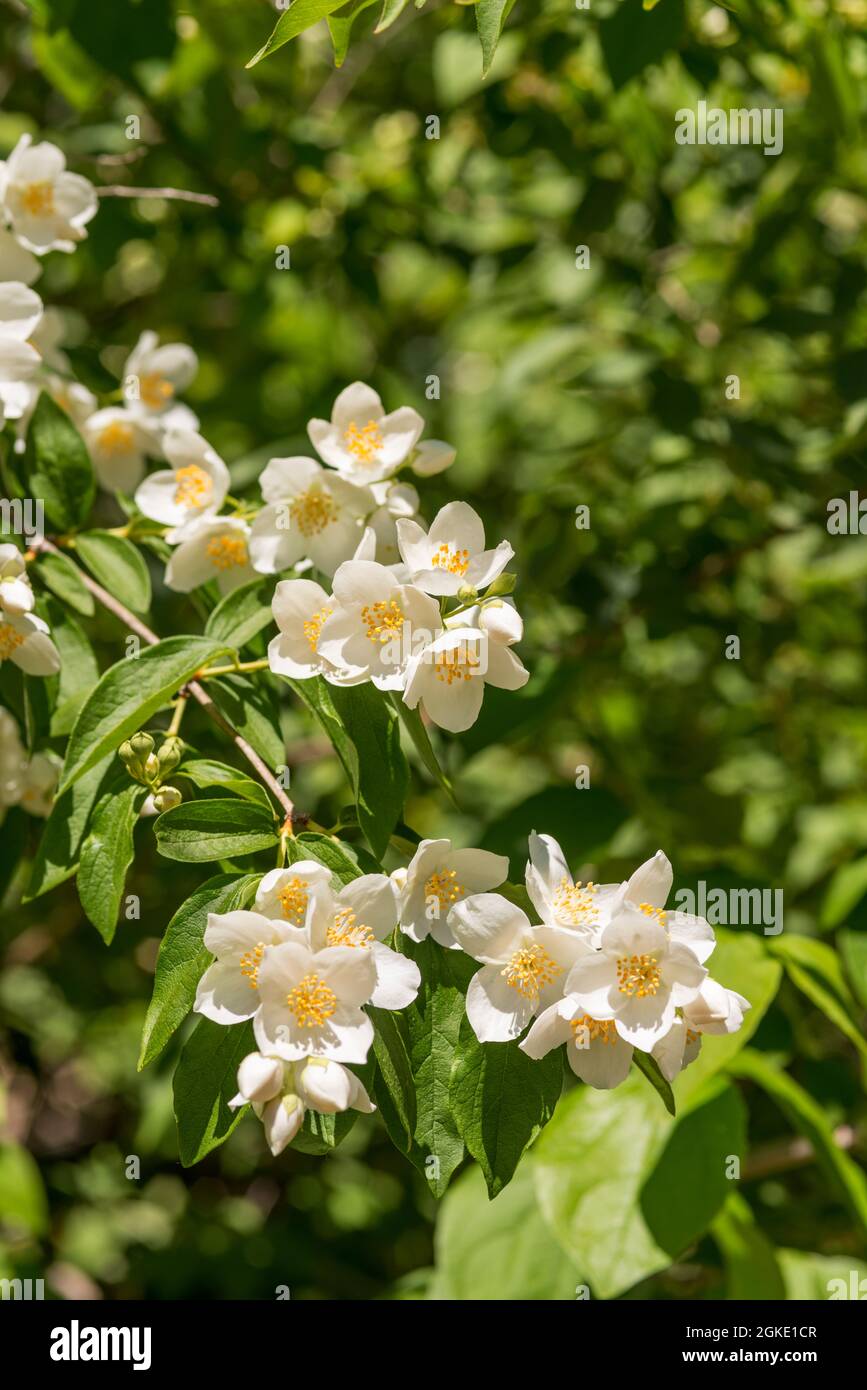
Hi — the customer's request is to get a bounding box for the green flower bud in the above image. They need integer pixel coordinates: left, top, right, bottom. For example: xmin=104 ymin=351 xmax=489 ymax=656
xmin=457 ymin=582 xmax=478 ymax=603
xmin=153 ymin=785 xmax=182 ymax=813
xmin=485 ymin=572 xmax=517 ymax=596
xmin=129 ymin=731 xmax=155 ymax=760
xmin=118 ymin=740 xmax=136 ymax=764
xmin=144 ymin=754 xmax=160 ymax=782
xmin=157 ymin=736 xmax=183 ymax=775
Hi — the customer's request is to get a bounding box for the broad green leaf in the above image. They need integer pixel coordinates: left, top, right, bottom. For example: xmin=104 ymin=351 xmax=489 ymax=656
xmin=59 ymin=636 xmax=230 ymax=793
xmin=286 ymin=677 xmax=408 ymax=859
xmin=674 ymin=928 xmax=782 ymax=1106
xmin=369 ymin=1004 xmax=417 ymax=1153
xmin=76 ymin=530 xmax=152 ymax=614
xmin=179 ymin=758 xmax=272 ymax=810
xmin=76 ymin=781 xmax=147 ymax=943
xmin=432 ymin=1161 xmax=582 ymax=1301
xmin=155 ymin=798 xmax=279 ymax=861
xmin=821 ymin=855 xmax=867 ymax=929
xmin=450 ymin=1020 xmax=562 ymax=1198
xmin=778 ymin=1248 xmax=867 ymax=1300
xmin=22 ymin=391 xmax=95 ymax=531
xmin=24 ymin=754 xmax=113 ymax=901
xmin=211 ymin=673 xmax=285 ymax=771
xmin=599 ymin=0 xmax=684 ymax=91
xmin=632 ymin=1048 xmax=676 ymax=1116
xmin=475 ymin=0 xmax=516 ymax=77
xmin=769 ymin=935 xmax=867 ymax=1071
xmin=205 ymin=575 xmax=275 ymax=651
xmin=0 ymin=1142 xmax=48 ymax=1237
xmin=534 ymin=1073 xmax=743 ymax=1298
xmin=286 ymin=831 xmax=366 ymax=884
xmin=400 ymin=936 xmax=475 ymax=1197
xmin=711 ymin=1192 xmax=785 ymax=1300
xmin=375 ymin=0 xmax=409 ymax=31
xmin=139 ymin=873 xmax=261 ymax=1070
xmin=391 ymin=695 xmax=456 ymax=805
xmin=840 ymin=928 xmax=867 ymax=1011
xmin=730 ymin=1049 xmax=867 ymax=1240
xmin=291 ymin=1104 xmax=362 ymax=1154
xmin=34 ymin=548 xmax=94 ymax=616
xmin=47 ymin=603 xmax=99 ymax=737
xmin=247 ymin=0 xmax=350 ymax=67
xmin=328 ymin=0 xmax=379 ymax=66
xmin=173 ymin=1018 xmax=254 ymax=1166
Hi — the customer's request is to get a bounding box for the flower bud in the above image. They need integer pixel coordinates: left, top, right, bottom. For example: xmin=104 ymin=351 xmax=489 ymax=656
xmin=157 ymin=736 xmax=183 ymax=775
xmin=129 ymin=731 xmax=154 ymax=759
xmin=411 ymin=439 xmax=456 ymax=477
xmin=296 ymin=1058 xmax=353 ymax=1114
xmin=153 ymin=785 xmax=182 ymax=813
xmin=457 ymin=583 xmax=478 ymax=603
xmin=261 ymin=1093 xmax=304 ymax=1156
xmin=143 ymin=753 xmax=160 ymax=782
xmin=234 ymin=1052 xmax=284 ymax=1106
xmin=485 ymin=572 xmax=517 ymax=597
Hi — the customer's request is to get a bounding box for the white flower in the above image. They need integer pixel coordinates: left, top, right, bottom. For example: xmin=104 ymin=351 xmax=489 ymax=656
xmin=317 ymin=559 xmax=441 ymax=691
xmin=651 ymin=977 xmax=750 ymax=1081
xmin=253 ymin=937 xmax=377 ymax=1064
xmin=122 ymin=330 xmax=198 ymax=418
xmin=0 ymin=281 xmax=42 ymax=421
xmin=561 ymin=901 xmax=708 ymax=1051
xmin=402 ymin=624 xmax=528 ymax=733
xmin=411 ymin=439 xmax=456 ymax=477
xmin=525 ymin=837 xmax=672 ymax=945
xmin=307 ymin=381 xmax=423 ymax=485
xmin=398 ymin=837 xmax=510 ymax=948
xmin=0 ymin=610 xmax=60 ymax=676
xmin=135 ymin=429 xmax=229 ymax=528
xmin=0 ymin=707 xmax=27 ymax=808
xmin=255 ymin=864 xmax=420 ymax=1012
xmin=0 ymin=136 xmax=97 ymax=254
xmin=18 ymin=750 xmax=58 ymax=817
xmin=45 ymin=375 xmax=97 ymax=429
xmin=164 ymin=515 xmax=256 ymax=595
xmin=478 ymin=599 xmax=523 ymax=646
xmin=267 ymin=576 xmax=363 ymax=686
xmin=397 ymin=501 xmax=513 ymax=598
xmin=0 ymin=280 xmax=43 ymax=340
xmin=0 ymin=227 xmax=40 ymax=285
xmin=229 ymin=1051 xmax=374 ymax=1156
xmin=448 ymin=893 xmax=592 ymax=1043
xmin=367 ymin=480 xmax=420 ymax=565
xmin=249 ymin=455 xmax=372 ymax=578
xmin=0 ymin=544 xmax=34 ymax=616
xmin=521 ymin=1000 xmax=635 ymax=1091
xmin=83 ymin=407 xmax=161 ymax=494
xmin=194 ymin=909 xmax=297 ymax=1025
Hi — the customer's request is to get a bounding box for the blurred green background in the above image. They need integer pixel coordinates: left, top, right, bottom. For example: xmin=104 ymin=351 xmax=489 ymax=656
xmin=3 ymin=0 xmax=867 ymax=1299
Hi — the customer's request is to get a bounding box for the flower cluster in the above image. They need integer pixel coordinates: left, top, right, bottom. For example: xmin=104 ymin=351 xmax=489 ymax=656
xmin=444 ymin=835 xmax=749 ymax=1090
xmin=0 ymin=705 xmax=57 ymax=816
xmin=0 ymin=543 xmax=59 ymax=677
xmin=193 ymin=860 xmax=420 ymax=1154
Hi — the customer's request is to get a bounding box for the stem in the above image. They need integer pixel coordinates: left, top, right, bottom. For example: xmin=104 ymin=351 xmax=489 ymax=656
xmin=97 ymin=185 xmax=220 ymax=207
xmin=197 ymin=658 xmax=270 ymax=678
xmin=167 ymin=695 xmax=188 ymax=738
xmin=32 ymin=537 xmax=295 ymax=823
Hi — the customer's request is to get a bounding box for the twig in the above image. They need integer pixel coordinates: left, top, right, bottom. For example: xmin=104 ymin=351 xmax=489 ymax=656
xmin=31 ymin=538 xmax=295 ymax=824
xmin=97 ymin=185 xmax=220 ymax=208
xmin=742 ymin=1125 xmax=857 ymax=1182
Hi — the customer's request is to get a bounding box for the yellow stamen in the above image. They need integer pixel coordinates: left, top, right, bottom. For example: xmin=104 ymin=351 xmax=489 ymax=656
xmin=239 ymin=942 xmax=265 ymax=990
xmin=303 ymin=605 xmax=332 ymax=654
xmin=327 ymin=908 xmax=374 ymax=949
xmin=570 ymin=1015 xmax=617 ymax=1045
xmin=174 ymin=463 xmax=213 ymax=509
xmin=431 ymin=542 xmax=469 ymax=577
xmin=638 ymin=902 xmax=667 ymax=926
xmin=290 ymin=487 xmax=337 ymax=538
xmin=686 ymin=1026 xmax=701 ymax=1045
xmin=502 ymin=943 xmax=562 ymax=1002
xmin=616 ymin=953 xmax=661 ymax=998
xmin=139 ymin=372 xmax=175 ymax=410
xmin=553 ymin=878 xmax=598 ymax=926
xmin=343 ymin=419 xmax=383 ymax=464
xmin=277 ymin=878 xmax=308 ymax=926
xmin=425 ymin=868 xmax=464 ymax=912
xmin=206 ymin=535 xmax=248 ymax=570
xmin=286 ymin=973 xmax=337 ymax=1028
xmin=0 ymin=622 xmax=25 ymax=660
xmin=361 ymin=598 xmax=404 ymax=644
xmin=434 ymin=647 xmax=479 ymax=684
xmin=20 ymin=181 xmax=55 ymax=216
xmin=99 ymin=421 xmax=135 ymax=457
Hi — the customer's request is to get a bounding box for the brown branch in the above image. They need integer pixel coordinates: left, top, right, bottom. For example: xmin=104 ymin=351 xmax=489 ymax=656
xmin=32 ymin=538 xmax=294 ymax=824
xmin=97 ymin=185 xmax=220 ymax=207
xmin=742 ymin=1125 xmax=857 ymax=1182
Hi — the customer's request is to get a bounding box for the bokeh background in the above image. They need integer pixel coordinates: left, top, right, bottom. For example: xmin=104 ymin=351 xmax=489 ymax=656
xmin=3 ymin=0 xmax=867 ymax=1299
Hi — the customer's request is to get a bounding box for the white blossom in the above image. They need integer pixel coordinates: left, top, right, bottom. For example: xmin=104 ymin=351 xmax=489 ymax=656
xmin=307 ymin=381 xmax=423 ymax=485
xmin=397 ymin=501 xmax=513 ymax=597
xmin=398 ymin=837 xmax=509 ymax=949
xmin=249 ymin=455 xmax=372 ymax=578
xmin=0 ymin=136 xmax=97 ymax=254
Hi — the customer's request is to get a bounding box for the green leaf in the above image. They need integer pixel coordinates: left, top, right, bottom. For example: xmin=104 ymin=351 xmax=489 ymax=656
xmin=391 ymin=695 xmax=457 ymax=805
xmin=286 ymin=831 xmax=366 ymax=885
xmin=769 ymin=934 xmax=867 ymax=1072
xmin=286 ymin=677 xmax=408 ymax=859
xmin=24 ymin=754 xmax=113 ymax=901
xmin=711 ymin=1192 xmax=785 ymax=1300
xmin=139 ymin=873 xmax=261 ymax=1070
xmin=247 ymin=0 xmax=350 ymax=67
xmin=450 ymin=1021 xmax=562 ymax=1198
xmin=779 ymin=1248 xmax=867 ymax=1300
xmin=34 ymin=548 xmax=94 ymax=616
xmin=632 ymin=1048 xmax=676 ymax=1116
xmin=674 ymin=928 xmax=782 ymax=1106
xmin=179 ymin=758 xmax=273 ymax=810
xmin=328 ymin=0 xmax=379 ymax=66
xmin=22 ymin=391 xmax=95 ymax=532
xmin=534 ymin=1073 xmax=743 ymax=1298
xmin=840 ymin=928 xmax=867 ymax=1010
xmin=0 ymin=1142 xmax=48 ymax=1237
xmin=475 ymin=0 xmax=517 ymax=77
xmin=375 ymin=0 xmax=409 ymax=31
xmin=205 ymin=575 xmax=275 ymax=651
xmin=600 ymin=0 xmax=684 ymax=91
xmin=76 ymin=530 xmax=152 ymax=614
xmin=369 ymin=1004 xmax=417 ymax=1153
xmin=821 ymin=855 xmax=867 ymax=929
xmin=155 ymin=798 xmax=279 ymax=861
xmin=211 ymin=673 xmax=285 ymax=771
xmin=59 ymin=636 xmax=230 ymax=793
xmin=399 ymin=937 xmax=475 ymax=1197
xmin=48 ymin=603 xmax=99 ymax=737
xmin=173 ymin=1018 xmax=254 ymax=1166
xmin=432 ymin=1160 xmax=582 ymax=1300
xmin=76 ymin=780 xmax=147 ymax=943
xmin=291 ymin=1104 xmax=362 ymax=1154
xmin=730 ymin=1049 xmax=867 ymax=1240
